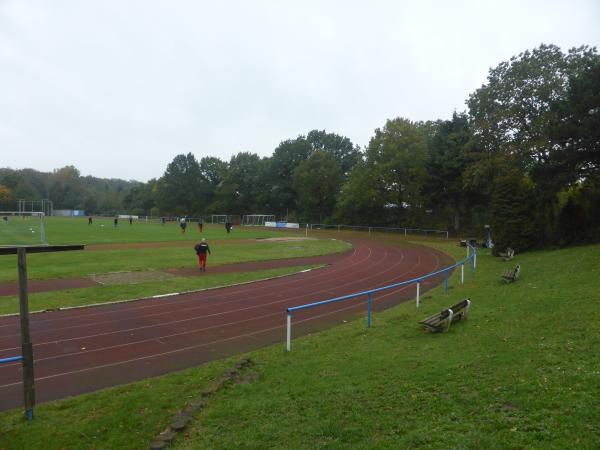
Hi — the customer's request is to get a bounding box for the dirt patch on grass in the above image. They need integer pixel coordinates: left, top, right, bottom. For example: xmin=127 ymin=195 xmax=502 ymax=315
xmin=92 ymin=270 xmax=176 ymax=285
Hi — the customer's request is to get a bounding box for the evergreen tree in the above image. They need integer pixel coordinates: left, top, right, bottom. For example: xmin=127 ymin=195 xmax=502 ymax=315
xmin=489 ymin=168 xmax=537 ymax=254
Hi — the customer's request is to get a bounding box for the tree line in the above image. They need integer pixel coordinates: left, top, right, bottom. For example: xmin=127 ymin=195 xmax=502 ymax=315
xmin=1 ymin=44 xmax=598 ymax=250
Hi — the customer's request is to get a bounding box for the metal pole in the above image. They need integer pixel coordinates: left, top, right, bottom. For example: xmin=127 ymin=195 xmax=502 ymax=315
xmin=461 ymin=264 xmax=464 ymax=284
xmin=286 ymin=312 xmax=292 ymax=352
xmin=444 ymin=271 xmax=449 ymax=293
xmin=17 ymin=248 xmax=35 ymax=421
xmin=367 ymin=293 xmax=372 ymax=328
xmin=416 ymin=281 xmax=420 ymax=308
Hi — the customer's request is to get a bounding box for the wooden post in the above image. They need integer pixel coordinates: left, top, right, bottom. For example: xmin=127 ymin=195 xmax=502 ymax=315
xmin=17 ymin=248 xmax=35 ymax=421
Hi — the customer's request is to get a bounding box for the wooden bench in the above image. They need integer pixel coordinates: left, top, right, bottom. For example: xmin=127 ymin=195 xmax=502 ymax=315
xmin=501 ymin=264 xmax=520 ymax=283
xmin=419 ymin=299 xmax=471 ymax=333
xmin=499 ymin=247 xmax=515 ymax=261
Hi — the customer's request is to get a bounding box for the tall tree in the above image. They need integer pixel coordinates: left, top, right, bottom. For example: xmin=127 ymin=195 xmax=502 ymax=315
xmin=293 ymin=150 xmax=342 ymax=223
xmin=335 ymin=160 xmax=386 ymax=225
xmin=365 ymin=118 xmax=429 ymax=225
xmin=306 ymin=130 xmax=361 ymax=177
xmin=211 ymin=152 xmax=265 ymax=214
xmin=548 ymin=60 xmax=600 ymax=183
xmin=156 ymin=153 xmax=206 ymax=214
xmin=466 ymin=44 xmax=600 ymax=239
xmin=424 ymin=112 xmax=472 ymax=231
xmin=267 ymin=137 xmax=312 ymax=215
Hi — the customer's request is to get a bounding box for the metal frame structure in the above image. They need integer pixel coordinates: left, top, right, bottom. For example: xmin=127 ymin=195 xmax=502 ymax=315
xmin=0 ymin=244 xmax=85 ymax=420
xmin=18 ymin=199 xmax=53 ymax=217
xmin=285 ymin=244 xmax=476 ymax=351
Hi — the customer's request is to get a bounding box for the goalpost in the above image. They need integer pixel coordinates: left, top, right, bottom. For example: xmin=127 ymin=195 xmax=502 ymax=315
xmin=18 ymin=199 xmax=53 ymax=217
xmin=241 ymin=214 xmax=275 ymax=226
xmin=0 ymin=212 xmax=47 ymax=246
xmin=210 ymin=215 xmax=228 ymax=224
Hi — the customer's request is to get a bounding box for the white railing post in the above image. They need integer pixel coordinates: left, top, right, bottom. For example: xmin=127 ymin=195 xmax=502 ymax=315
xmin=416 ymin=281 xmax=420 ymax=308
xmin=461 ymin=264 xmax=464 ymax=284
xmin=286 ymin=312 xmax=292 ymax=351
xmin=474 ymin=251 xmax=477 ymax=269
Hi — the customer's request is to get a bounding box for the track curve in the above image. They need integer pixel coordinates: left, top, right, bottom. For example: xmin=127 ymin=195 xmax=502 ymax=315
xmin=0 ymin=238 xmax=452 ymax=410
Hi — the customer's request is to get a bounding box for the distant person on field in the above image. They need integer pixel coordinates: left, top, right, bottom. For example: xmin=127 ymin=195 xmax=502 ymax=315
xmin=194 ymin=238 xmax=211 ymax=272
xmin=161 ymin=217 xmax=166 ymax=225
xmin=88 ymin=216 xmax=93 ymax=225
xmin=114 ymin=216 xmax=118 ymax=228
xmin=225 ymin=221 xmax=232 ymax=234
xmin=3 ymin=216 xmax=8 ymax=223
xmin=198 ymin=221 xmax=203 ymax=233
xmin=129 ymin=216 xmax=133 ymax=225
xmin=180 ymin=217 xmax=187 ymax=234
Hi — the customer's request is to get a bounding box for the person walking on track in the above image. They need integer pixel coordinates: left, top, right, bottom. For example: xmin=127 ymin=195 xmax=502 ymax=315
xmin=194 ymin=238 xmax=211 ymax=272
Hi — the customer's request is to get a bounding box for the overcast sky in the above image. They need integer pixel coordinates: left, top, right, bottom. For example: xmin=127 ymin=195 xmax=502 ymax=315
xmin=1 ymin=1 xmax=599 ymax=182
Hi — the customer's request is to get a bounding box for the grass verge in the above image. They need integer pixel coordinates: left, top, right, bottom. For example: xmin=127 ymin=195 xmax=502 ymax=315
xmin=1 ymin=240 xmax=599 ymax=449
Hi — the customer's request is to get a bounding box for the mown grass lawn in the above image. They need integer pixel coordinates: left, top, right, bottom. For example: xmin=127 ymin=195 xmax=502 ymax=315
xmin=1 ymin=239 xmax=599 ymax=449
xmin=0 ymin=233 xmax=350 ymax=282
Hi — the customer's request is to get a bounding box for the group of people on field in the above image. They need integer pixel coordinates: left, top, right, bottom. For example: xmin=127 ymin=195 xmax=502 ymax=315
xmin=85 ymin=215 xmax=233 ymax=273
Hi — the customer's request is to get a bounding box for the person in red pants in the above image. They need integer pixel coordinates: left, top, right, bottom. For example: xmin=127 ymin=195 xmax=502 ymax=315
xmin=194 ymin=238 xmax=211 ymax=272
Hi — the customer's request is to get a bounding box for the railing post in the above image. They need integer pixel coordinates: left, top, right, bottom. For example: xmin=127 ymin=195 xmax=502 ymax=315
xmin=404 ymin=228 xmax=407 ymax=237
xmin=286 ymin=311 xmax=292 ymax=352
xmin=474 ymin=250 xmax=477 ymax=269
xmin=367 ymin=293 xmax=372 ymax=328
xmin=444 ymin=271 xmax=448 ymax=293
xmin=461 ymin=263 xmax=464 ymax=284
xmin=416 ymin=281 xmax=420 ymax=308
xmin=18 ymin=248 xmax=35 ymax=421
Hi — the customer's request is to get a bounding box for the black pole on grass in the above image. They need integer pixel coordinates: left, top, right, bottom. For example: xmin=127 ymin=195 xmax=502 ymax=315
xmin=0 ymin=244 xmax=85 ymax=421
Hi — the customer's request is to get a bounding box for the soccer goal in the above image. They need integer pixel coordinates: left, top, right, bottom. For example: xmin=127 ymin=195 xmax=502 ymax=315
xmin=210 ymin=215 xmax=228 ymax=224
xmin=0 ymin=212 xmax=47 ymax=246
xmin=18 ymin=199 xmax=53 ymax=217
xmin=241 ymin=214 xmax=275 ymax=226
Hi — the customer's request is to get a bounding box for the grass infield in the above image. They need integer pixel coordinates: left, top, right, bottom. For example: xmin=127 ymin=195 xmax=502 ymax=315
xmin=0 ymin=217 xmax=348 ymax=283
xmin=1 ymin=238 xmax=598 ymax=448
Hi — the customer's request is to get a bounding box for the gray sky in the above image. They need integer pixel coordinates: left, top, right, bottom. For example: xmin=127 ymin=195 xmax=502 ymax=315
xmin=1 ymin=0 xmax=599 ymax=182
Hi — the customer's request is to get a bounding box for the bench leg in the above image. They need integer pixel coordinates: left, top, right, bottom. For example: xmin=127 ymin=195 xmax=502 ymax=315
xmin=444 ymin=309 xmax=454 ymax=332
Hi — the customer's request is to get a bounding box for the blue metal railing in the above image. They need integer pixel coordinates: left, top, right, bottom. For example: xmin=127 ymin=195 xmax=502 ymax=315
xmin=0 ymin=355 xmax=23 ymax=364
xmin=286 ymin=244 xmax=476 ymax=351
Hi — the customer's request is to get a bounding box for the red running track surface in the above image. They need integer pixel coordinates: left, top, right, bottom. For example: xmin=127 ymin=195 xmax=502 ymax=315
xmin=0 ymin=238 xmax=452 ymax=411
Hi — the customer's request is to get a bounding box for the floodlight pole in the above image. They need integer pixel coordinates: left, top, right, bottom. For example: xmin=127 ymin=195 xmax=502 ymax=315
xmin=17 ymin=248 xmax=35 ymax=421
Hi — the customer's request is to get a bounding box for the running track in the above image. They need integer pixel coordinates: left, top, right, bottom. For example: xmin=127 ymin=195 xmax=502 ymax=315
xmin=0 ymin=238 xmax=452 ymax=411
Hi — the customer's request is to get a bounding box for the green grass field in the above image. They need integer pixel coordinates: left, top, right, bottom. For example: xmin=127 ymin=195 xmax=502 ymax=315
xmin=0 ymin=217 xmax=350 ymax=313
xmin=1 ymin=238 xmax=598 ymax=449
